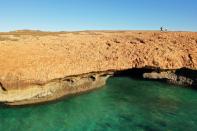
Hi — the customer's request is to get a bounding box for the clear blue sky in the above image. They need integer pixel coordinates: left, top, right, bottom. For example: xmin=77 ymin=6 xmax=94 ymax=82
xmin=0 ymin=0 xmax=197 ymax=32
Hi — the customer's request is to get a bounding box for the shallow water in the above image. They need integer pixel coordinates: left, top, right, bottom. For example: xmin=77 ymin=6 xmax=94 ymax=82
xmin=0 ymin=77 xmax=197 ymax=131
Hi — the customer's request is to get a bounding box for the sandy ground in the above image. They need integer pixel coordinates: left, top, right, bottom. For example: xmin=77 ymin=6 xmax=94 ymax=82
xmin=0 ymin=30 xmax=197 ymax=89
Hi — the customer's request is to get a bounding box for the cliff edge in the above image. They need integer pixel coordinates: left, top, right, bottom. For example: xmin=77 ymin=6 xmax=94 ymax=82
xmin=0 ymin=31 xmax=197 ymax=105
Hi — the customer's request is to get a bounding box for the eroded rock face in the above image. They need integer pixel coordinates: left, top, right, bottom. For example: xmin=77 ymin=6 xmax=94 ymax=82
xmin=0 ymin=72 xmax=112 ymax=106
xmin=143 ymin=69 xmax=197 ymax=87
xmin=0 ymin=31 xmax=197 ymax=105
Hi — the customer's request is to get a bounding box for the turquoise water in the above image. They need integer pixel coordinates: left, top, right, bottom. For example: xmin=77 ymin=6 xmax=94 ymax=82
xmin=0 ymin=77 xmax=197 ymax=131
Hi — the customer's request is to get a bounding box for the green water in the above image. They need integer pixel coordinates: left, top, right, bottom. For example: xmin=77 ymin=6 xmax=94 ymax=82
xmin=0 ymin=77 xmax=197 ymax=131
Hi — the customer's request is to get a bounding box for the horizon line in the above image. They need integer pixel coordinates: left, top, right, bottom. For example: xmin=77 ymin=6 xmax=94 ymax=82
xmin=0 ymin=29 xmax=196 ymax=33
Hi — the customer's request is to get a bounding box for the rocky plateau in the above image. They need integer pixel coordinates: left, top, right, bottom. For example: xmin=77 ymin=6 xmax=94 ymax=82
xmin=0 ymin=30 xmax=197 ymax=105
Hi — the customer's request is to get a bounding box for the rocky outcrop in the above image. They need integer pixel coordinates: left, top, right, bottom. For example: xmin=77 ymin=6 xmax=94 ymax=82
xmin=113 ymin=67 xmax=197 ymax=87
xmin=143 ymin=68 xmax=197 ymax=87
xmin=0 ymin=72 xmax=112 ymax=106
xmin=143 ymin=71 xmax=194 ymax=86
xmin=143 ymin=71 xmax=197 ymax=87
xmin=0 ymin=31 xmax=197 ymax=105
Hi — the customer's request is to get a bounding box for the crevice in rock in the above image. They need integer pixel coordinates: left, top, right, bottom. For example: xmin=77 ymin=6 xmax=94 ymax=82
xmin=89 ymin=75 xmax=96 ymax=81
xmin=0 ymin=82 xmax=6 ymax=91
xmin=188 ymin=54 xmax=194 ymax=67
xmin=113 ymin=67 xmax=161 ymax=78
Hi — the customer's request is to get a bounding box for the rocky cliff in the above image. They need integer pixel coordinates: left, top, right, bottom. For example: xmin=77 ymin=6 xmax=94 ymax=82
xmin=0 ymin=31 xmax=197 ymax=105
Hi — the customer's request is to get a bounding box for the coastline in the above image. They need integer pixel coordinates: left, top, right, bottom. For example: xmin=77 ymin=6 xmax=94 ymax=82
xmin=0 ymin=30 xmax=197 ymax=105
xmin=0 ymin=72 xmax=112 ymax=106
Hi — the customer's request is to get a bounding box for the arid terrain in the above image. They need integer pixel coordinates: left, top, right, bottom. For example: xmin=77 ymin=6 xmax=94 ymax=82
xmin=0 ymin=30 xmax=197 ymax=105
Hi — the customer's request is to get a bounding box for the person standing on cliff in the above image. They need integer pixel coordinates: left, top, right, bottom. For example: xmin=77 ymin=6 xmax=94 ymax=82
xmin=160 ymin=26 xmax=163 ymax=31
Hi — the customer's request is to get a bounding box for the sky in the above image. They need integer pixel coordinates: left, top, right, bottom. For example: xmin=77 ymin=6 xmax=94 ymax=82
xmin=0 ymin=0 xmax=197 ymax=32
